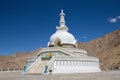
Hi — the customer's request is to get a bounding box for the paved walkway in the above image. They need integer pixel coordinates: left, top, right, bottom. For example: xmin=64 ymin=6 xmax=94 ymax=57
xmin=0 ymin=71 xmax=120 ymax=80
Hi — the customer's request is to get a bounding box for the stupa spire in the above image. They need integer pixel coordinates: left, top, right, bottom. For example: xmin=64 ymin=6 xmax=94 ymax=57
xmin=59 ymin=9 xmax=65 ymax=27
xmin=57 ymin=9 xmax=68 ymax=31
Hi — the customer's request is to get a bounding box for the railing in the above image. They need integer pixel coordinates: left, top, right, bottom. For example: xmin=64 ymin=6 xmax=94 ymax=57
xmin=55 ymin=56 xmax=99 ymax=61
xmin=26 ymin=56 xmax=41 ymax=71
xmin=26 ymin=57 xmax=36 ymax=62
xmin=62 ymin=48 xmax=87 ymax=55
xmin=46 ymin=56 xmax=55 ymax=73
xmin=47 ymin=56 xmax=55 ymax=68
xmin=0 ymin=68 xmax=23 ymax=72
xmin=59 ymin=48 xmax=75 ymax=56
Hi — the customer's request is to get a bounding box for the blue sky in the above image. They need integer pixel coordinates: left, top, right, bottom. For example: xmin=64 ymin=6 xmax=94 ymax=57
xmin=0 ymin=0 xmax=120 ymax=56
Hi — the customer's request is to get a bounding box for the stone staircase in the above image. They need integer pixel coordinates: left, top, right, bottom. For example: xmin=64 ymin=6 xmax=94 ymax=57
xmin=27 ymin=56 xmax=48 ymax=74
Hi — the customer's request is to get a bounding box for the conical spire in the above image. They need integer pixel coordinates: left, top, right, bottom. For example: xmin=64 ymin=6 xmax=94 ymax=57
xmin=59 ymin=9 xmax=65 ymax=26
xmin=56 ymin=9 xmax=68 ymax=31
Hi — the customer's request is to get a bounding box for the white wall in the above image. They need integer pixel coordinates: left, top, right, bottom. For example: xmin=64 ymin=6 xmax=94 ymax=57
xmin=53 ymin=60 xmax=101 ymax=73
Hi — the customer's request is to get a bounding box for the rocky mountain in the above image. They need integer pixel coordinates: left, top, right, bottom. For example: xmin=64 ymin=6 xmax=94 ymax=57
xmin=0 ymin=49 xmax=41 ymax=70
xmin=78 ymin=30 xmax=120 ymax=70
xmin=0 ymin=30 xmax=120 ymax=70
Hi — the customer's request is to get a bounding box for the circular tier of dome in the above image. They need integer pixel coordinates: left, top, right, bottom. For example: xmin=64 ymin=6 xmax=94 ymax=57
xmin=48 ymin=30 xmax=77 ymax=47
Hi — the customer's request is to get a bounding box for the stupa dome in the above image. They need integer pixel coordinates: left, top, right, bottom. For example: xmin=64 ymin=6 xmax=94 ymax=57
xmin=48 ymin=29 xmax=77 ymax=47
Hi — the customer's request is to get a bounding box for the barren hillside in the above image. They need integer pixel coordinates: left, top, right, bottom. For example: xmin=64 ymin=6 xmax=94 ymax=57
xmin=0 ymin=49 xmax=41 ymax=69
xmin=78 ymin=30 xmax=120 ymax=70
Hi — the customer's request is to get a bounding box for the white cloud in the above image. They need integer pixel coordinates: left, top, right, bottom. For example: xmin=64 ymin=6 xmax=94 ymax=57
xmin=109 ymin=18 xmax=117 ymax=23
xmin=108 ymin=16 xmax=120 ymax=23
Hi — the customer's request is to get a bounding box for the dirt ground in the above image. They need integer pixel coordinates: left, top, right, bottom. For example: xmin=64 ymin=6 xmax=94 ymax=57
xmin=0 ymin=71 xmax=120 ymax=80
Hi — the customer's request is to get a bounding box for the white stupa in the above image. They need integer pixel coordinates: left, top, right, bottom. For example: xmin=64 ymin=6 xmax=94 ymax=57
xmin=48 ymin=10 xmax=77 ymax=48
xmin=25 ymin=10 xmax=101 ymax=74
